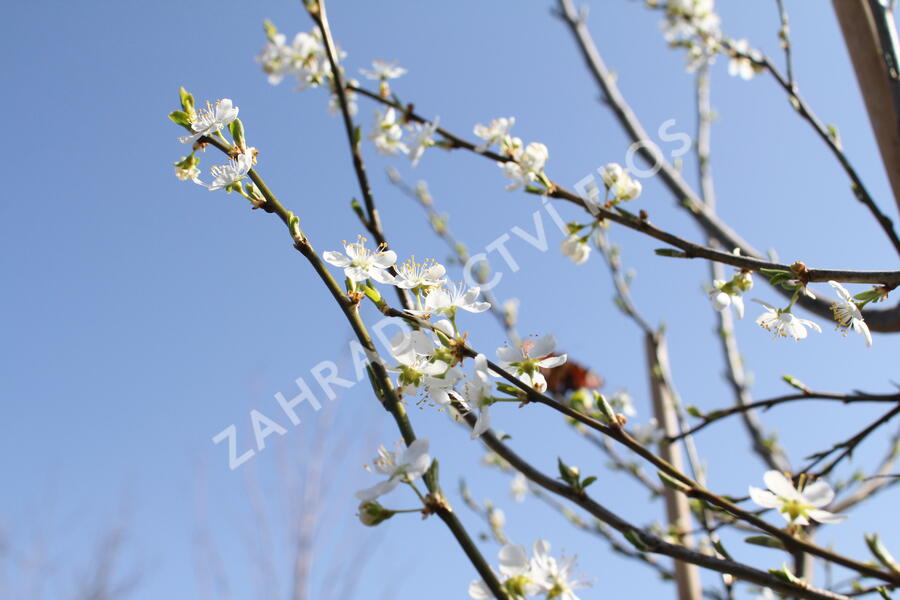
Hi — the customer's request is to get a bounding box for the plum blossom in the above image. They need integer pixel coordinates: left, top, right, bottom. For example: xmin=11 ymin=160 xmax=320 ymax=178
xmin=530 ymin=539 xmax=588 ymax=600
xmin=355 ymin=439 xmax=432 ymax=502
xmin=257 ymin=26 xmax=331 ymax=89
xmin=323 ymin=237 xmax=396 ymax=284
xmin=560 ymin=235 xmax=591 ymax=265
xmin=753 ymin=300 xmax=821 ymax=341
xmin=749 ymin=471 xmax=846 ymax=526
xmin=728 ymin=39 xmax=759 ymax=80
xmin=204 ymin=152 xmax=253 ymax=191
xmin=179 ymin=99 xmax=239 ymax=144
xmin=459 ymin=353 xmax=495 ymax=439
xmin=828 ymin=281 xmax=872 ymax=347
xmin=407 ymin=117 xmax=440 ymax=167
xmin=387 ymin=330 xmax=462 ymax=404
xmin=173 ymin=155 xmax=201 ymax=184
xmin=500 ymin=142 xmax=549 ymax=191
xmin=417 ymin=283 xmax=491 ymax=318
xmin=468 ymin=543 xmax=543 ymax=600
xmin=599 ymin=163 xmax=641 ymax=202
xmin=370 ymin=107 xmax=409 ymax=155
xmin=386 ymin=331 xmax=449 ymax=396
xmin=473 ymin=117 xmax=516 ymax=153
xmin=660 ymin=0 xmax=721 ymax=71
xmin=360 ymin=59 xmax=407 ymax=80
xmin=393 ymin=257 xmax=446 ymax=293
xmin=510 ymin=472 xmax=528 ymax=503
xmin=329 ymin=78 xmax=359 ymax=117
xmin=497 ymin=335 xmax=567 ymax=393
xmin=707 ymin=279 xmax=745 ymax=318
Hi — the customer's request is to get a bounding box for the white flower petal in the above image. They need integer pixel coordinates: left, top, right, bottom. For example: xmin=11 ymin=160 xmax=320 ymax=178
xmin=471 ymin=407 xmax=491 ymax=439
xmin=323 ymin=251 xmax=351 ymax=267
xmin=807 ymin=509 xmax=846 ymax=524
xmin=763 ymin=471 xmax=801 ymax=500
xmin=748 ymin=486 xmax=781 ymax=509
xmin=802 ymin=480 xmax=835 ymax=508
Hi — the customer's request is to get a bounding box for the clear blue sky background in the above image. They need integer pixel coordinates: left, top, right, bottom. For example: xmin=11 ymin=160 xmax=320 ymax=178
xmin=2 ymin=1 xmax=899 ymax=599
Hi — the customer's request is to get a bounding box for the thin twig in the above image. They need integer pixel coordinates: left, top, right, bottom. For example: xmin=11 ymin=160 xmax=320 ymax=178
xmin=800 ymin=404 xmax=900 ymax=478
xmin=672 ymin=391 xmax=900 ymax=440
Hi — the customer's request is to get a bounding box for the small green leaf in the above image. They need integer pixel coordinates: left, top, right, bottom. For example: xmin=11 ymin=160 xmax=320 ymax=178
xmin=865 ymin=533 xmax=900 ymax=574
xmin=179 ymin=87 xmax=195 ymax=116
xmin=581 ymin=476 xmax=597 ymax=489
xmin=686 ymin=405 xmax=703 ymax=418
xmin=657 ymin=471 xmax=691 ymax=493
xmin=229 ymin=118 xmax=246 ymax=149
xmin=712 ymin=539 xmax=732 ymax=560
xmin=169 ymin=110 xmax=192 ymax=127
xmin=262 ymin=19 xmax=279 ymax=41
xmin=654 ymin=248 xmax=689 ymax=258
xmin=425 ymin=458 xmax=440 ymax=491
xmin=745 ymin=535 xmax=785 ymax=550
xmin=624 ymin=529 xmax=650 ymax=552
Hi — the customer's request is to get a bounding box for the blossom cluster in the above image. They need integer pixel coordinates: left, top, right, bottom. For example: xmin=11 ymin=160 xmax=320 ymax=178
xmin=469 ymin=540 xmax=588 ymax=600
xmin=369 ymin=107 xmax=441 ymax=167
xmin=171 ymin=95 xmax=261 ymax=200
xmin=473 ymin=117 xmax=549 ymax=191
xmin=659 ymin=0 xmax=722 ymax=71
xmin=322 ymin=237 xmax=568 ymax=439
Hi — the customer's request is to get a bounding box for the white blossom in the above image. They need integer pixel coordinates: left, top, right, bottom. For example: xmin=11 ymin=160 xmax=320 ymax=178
xmin=468 ymin=543 xmax=543 ymax=600
xmin=393 ymin=258 xmax=446 ymax=292
xmin=179 ymin=99 xmax=239 ymax=144
xmin=660 ymin=0 xmax=721 ymax=71
xmin=408 ymin=117 xmax=440 ymax=167
xmin=355 ymin=439 xmax=432 ymax=502
xmin=473 ymin=117 xmax=515 ymax=153
xmin=417 ymin=283 xmax=491 ymax=318
xmin=749 ymin=471 xmax=846 ymax=526
xmin=599 ymin=163 xmax=641 ymax=202
xmin=497 ymin=334 xmax=566 ymax=393
xmin=500 ymin=142 xmax=548 ymax=191
xmin=828 ymin=281 xmax=872 ymax=347
xmin=530 ymin=539 xmax=588 ymax=600
xmin=460 ymin=353 xmax=495 ymax=439
xmin=360 ymin=59 xmax=407 ymax=80
xmin=561 ymin=235 xmax=591 ymax=265
xmin=707 ymin=279 xmax=745 ymax=319
xmin=753 ymin=300 xmax=821 ymax=341
xmin=323 ymin=237 xmax=397 ymax=284
xmin=370 ymin=108 xmax=409 ymax=155
xmin=510 ymin=472 xmax=528 ymax=503
xmin=257 ymin=29 xmax=331 ymax=89
xmin=329 ymin=78 xmax=359 ymax=116
xmin=174 ymin=157 xmax=201 ymax=184
xmin=386 ymin=330 xmax=449 ymax=397
xmin=204 ymin=152 xmax=253 ymax=191
xmin=728 ymin=39 xmax=758 ymax=80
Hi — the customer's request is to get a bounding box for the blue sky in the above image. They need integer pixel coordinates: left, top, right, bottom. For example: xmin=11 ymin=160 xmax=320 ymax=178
xmin=2 ymin=1 xmax=899 ymax=599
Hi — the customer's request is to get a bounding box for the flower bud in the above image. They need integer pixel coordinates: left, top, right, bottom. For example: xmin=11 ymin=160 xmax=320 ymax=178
xmin=735 ymin=270 xmax=753 ymax=292
xmin=358 ymin=501 xmax=395 ymax=526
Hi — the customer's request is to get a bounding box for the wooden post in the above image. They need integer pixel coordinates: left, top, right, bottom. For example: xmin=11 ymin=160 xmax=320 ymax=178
xmin=646 ymin=332 xmax=702 ymax=600
xmin=833 ymin=0 xmax=900 ymax=213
